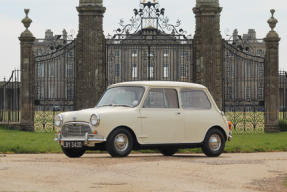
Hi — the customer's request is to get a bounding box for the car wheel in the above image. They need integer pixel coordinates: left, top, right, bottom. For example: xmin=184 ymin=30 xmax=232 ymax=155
xmin=159 ymin=148 xmax=178 ymax=156
xmin=105 ymin=128 xmax=133 ymax=157
xmin=61 ymin=146 xmax=86 ymax=158
xmin=201 ymin=129 xmax=225 ymax=157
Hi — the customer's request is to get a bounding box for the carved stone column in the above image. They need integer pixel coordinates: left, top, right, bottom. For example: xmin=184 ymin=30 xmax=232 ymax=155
xmin=264 ymin=10 xmax=281 ymax=132
xmin=18 ymin=9 xmax=35 ymax=130
xmin=76 ymin=0 xmax=106 ymax=110
xmin=193 ymin=0 xmax=223 ymax=110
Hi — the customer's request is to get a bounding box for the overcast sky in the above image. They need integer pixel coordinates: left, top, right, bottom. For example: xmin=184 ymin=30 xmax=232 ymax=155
xmin=0 ymin=0 xmax=286 ymax=80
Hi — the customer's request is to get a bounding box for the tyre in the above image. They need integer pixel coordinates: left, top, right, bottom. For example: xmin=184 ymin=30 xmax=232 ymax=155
xmin=105 ymin=128 xmax=133 ymax=157
xmin=159 ymin=148 xmax=178 ymax=156
xmin=61 ymin=146 xmax=86 ymax=158
xmin=201 ymin=129 xmax=225 ymax=157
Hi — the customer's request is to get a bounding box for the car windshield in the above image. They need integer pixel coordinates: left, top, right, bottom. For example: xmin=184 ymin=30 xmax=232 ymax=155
xmin=97 ymin=86 xmax=145 ymax=107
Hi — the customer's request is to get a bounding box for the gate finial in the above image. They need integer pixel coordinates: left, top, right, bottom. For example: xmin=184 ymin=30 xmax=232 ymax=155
xmin=267 ymin=9 xmax=278 ymax=32
xmin=20 ymin=9 xmax=34 ymax=37
xmin=266 ymin=9 xmax=280 ymax=39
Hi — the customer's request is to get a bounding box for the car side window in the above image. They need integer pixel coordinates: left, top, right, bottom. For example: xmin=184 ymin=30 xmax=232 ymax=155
xmin=143 ymin=88 xmax=179 ymax=108
xmin=180 ymin=89 xmax=211 ymax=109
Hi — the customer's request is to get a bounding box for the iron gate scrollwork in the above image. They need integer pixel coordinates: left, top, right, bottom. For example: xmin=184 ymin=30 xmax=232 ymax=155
xmin=106 ymin=0 xmax=193 ymax=87
xmin=223 ymin=33 xmax=265 ymax=133
xmin=34 ymin=33 xmax=76 ymax=132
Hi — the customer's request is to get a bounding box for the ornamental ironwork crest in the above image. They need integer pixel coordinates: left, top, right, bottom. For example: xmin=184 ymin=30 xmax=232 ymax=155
xmin=107 ymin=0 xmax=191 ymax=39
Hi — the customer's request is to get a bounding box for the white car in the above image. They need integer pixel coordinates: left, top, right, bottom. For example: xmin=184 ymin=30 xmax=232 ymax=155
xmin=54 ymin=81 xmax=232 ymax=158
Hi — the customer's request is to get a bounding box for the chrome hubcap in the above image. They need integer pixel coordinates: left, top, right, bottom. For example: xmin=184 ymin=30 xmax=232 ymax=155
xmin=114 ymin=134 xmax=129 ymax=152
xmin=209 ymin=134 xmax=221 ymax=151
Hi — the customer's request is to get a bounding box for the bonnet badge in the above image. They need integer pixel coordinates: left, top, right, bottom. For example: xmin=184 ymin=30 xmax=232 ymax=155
xmin=73 ymin=117 xmax=77 ymax=121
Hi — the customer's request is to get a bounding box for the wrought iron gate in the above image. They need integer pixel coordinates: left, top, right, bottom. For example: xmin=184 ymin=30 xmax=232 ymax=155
xmin=34 ymin=36 xmax=76 ymax=132
xmin=106 ymin=40 xmax=193 ymax=86
xmin=0 ymin=70 xmax=20 ymax=123
xmin=105 ymin=1 xmax=193 ymax=87
xmin=223 ymin=38 xmax=265 ymax=133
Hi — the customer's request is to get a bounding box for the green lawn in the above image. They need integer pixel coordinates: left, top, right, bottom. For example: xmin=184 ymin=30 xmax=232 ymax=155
xmin=1 ymin=126 xmax=287 ymax=154
xmin=0 ymin=127 xmax=61 ymax=153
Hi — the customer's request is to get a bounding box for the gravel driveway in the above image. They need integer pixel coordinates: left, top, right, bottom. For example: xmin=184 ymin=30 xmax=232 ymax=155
xmin=0 ymin=152 xmax=286 ymax=192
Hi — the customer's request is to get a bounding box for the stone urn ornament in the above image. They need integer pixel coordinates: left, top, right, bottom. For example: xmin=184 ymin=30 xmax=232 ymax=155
xmin=267 ymin=9 xmax=278 ymax=32
xmin=266 ymin=9 xmax=280 ymax=39
xmin=21 ymin=9 xmax=33 ymax=37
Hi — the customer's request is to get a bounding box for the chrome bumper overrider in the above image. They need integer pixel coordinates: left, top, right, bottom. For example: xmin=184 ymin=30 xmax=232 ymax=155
xmin=54 ymin=132 xmax=106 ymax=145
xmin=228 ymin=131 xmax=232 ymax=141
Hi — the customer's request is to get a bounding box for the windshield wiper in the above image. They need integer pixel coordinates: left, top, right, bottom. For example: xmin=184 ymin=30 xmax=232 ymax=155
xmin=97 ymin=104 xmax=113 ymax=108
xmin=113 ymin=104 xmax=133 ymax=108
xmin=97 ymin=104 xmax=133 ymax=108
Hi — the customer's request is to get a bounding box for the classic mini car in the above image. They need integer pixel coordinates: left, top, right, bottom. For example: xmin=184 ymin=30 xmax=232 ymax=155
xmin=54 ymin=81 xmax=232 ymax=158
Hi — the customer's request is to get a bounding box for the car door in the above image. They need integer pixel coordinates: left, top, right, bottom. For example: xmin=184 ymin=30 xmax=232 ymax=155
xmin=140 ymin=88 xmax=185 ymax=144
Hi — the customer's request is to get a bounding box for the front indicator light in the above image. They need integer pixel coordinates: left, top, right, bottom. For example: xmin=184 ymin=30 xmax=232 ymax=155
xmin=228 ymin=121 xmax=232 ymax=131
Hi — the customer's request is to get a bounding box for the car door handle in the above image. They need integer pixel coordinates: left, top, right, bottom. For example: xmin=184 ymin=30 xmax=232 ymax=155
xmin=176 ymin=112 xmax=181 ymax=115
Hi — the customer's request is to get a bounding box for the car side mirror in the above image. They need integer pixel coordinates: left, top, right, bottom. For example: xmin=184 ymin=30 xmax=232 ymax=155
xmin=132 ymin=100 xmax=139 ymax=106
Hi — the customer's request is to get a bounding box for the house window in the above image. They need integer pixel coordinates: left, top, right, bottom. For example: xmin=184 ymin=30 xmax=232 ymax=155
xmin=49 ymin=63 xmax=55 ymax=77
xmin=229 ymin=107 xmax=235 ymax=112
xmin=245 ymin=63 xmax=251 ymax=77
xmin=148 ymin=66 xmax=154 ymax=78
xmin=115 ymin=64 xmax=120 ymax=77
xmin=228 ymin=51 xmax=234 ymax=57
xmin=149 ymin=51 xmax=154 ymax=57
xmin=257 ymin=87 xmax=263 ymax=100
xmin=66 ymin=87 xmax=73 ymax=100
xmin=257 ymin=63 xmax=263 ymax=77
xmin=37 ymin=86 xmax=44 ymax=99
xmin=164 ymin=64 xmax=169 ymax=78
xmin=245 ymin=87 xmax=251 ymax=100
xmin=132 ymin=50 xmax=137 ymax=57
xmin=228 ymin=87 xmax=234 ymax=100
xmin=181 ymin=64 xmax=187 ymax=78
xmin=50 ymin=86 xmax=55 ymax=99
xmin=68 ymin=51 xmax=73 ymax=57
xmin=114 ymin=50 xmax=120 ymax=57
xmin=132 ymin=64 xmax=137 ymax=78
xmin=66 ymin=63 xmax=74 ymax=78
xmin=38 ymin=63 xmax=44 ymax=77
xmin=229 ymin=64 xmax=234 ymax=78
xmin=246 ymin=106 xmax=252 ymax=112
xmin=163 ymin=50 xmax=169 ymax=57
xmin=41 ymin=87 xmax=44 ymax=99
xmin=180 ymin=50 xmax=187 ymax=57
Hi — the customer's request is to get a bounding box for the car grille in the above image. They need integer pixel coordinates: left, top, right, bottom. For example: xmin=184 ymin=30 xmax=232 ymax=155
xmin=61 ymin=123 xmax=93 ymax=138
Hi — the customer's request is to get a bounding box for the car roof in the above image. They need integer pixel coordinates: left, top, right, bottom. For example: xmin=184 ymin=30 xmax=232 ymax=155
xmin=108 ymin=81 xmax=207 ymax=89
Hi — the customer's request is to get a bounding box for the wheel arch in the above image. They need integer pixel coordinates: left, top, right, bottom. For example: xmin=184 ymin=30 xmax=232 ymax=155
xmin=107 ymin=125 xmax=140 ymax=150
xmin=205 ymin=126 xmax=227 ymax=142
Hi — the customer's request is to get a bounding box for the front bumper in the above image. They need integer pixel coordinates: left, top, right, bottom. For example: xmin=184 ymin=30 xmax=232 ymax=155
xmin=228 ymin=131 xmax=232 ymax=141
xmin=54 ymin=132 xmax=106 ymax=145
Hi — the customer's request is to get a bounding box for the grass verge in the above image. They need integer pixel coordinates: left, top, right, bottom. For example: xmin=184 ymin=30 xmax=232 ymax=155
xmin=285 ymin=175 xmax=287 ymax=187
xmin=1 ymin=126 xmax=287 ymax=154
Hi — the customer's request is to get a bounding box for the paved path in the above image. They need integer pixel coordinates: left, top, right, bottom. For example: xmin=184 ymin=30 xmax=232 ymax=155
xmin=0 ymin=152 xmax=287 ymax=192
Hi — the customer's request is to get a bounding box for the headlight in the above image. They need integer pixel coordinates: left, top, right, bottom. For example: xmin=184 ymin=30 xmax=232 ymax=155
xmin=55 ymin=114 xmax=63 ymax=127
xmin=90 ymin=114 xmax=100 ymax=126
